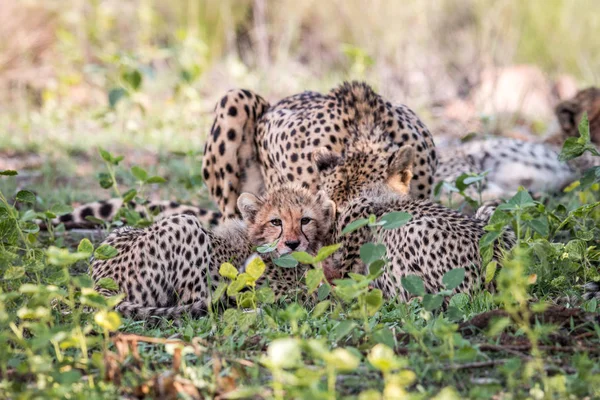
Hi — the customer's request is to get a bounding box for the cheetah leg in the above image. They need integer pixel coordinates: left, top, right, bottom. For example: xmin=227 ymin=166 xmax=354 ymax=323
xmin=202 ymin=89 xmax=270 ymax=219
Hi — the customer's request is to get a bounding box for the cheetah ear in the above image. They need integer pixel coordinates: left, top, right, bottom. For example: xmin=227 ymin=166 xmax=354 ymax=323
xmin=555 ymin=99 xmax=580 ymax=134
xmin=237 ymin=193 xmax=263 ymax=223
xmin=313 ymin=147 xmax=342 ymax=174
xmin=387 ymin=145 xmax=414 ymax=194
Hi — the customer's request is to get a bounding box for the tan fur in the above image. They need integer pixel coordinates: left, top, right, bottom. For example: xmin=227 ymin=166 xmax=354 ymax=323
xmin=45 ymin=198 xmax=222 ymax=229
xmin=91 ymin=185 xmax=334 ymax=319
xmin=317 ymin=142 xmax=515 ymax=301
xmin=202 ymin=82 xmax=438 ymax=221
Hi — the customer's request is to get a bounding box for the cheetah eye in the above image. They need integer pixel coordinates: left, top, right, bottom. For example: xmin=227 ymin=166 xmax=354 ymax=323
xmin=301 ymin=217 xmax=311 ymax=225
xmin=270 ymin=218 xmax=282 ymax=226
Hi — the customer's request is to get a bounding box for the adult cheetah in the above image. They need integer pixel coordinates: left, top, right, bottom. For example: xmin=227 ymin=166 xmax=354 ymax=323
xmin=435 ymin=87 xmax=600 ymax=205
xmin=202 ymin=81 xmax=438 ymax=220
xmin=91 ymin=185 xmax=334 ymax=319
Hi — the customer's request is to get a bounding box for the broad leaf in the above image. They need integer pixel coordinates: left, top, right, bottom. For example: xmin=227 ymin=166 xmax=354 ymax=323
xmin=422 ymin=294 xmax=443 ymax=311
xmin=94 ymin=244 xmax=118 ymax=260
xmin=401 ymin=275 xmax=425 ymax=297
xmin=131 ymin=166 xmax=148 ymax=182
xmin=379 ymin=211 xmax=412 ymax=230
xmin=273 ymin=254 xmax=298 ymax=268
xmin=306 ymin=268 xmax=324 ymax=293
xmin=246 ymin=257 xmax=266 ymax=280
xmin=16 ymin=190 xmax=36 ymax=204
xmin=314 ymin=243 xmax=342 ymax=262
xmin=442 ymin=268 xmax=465 ymax=291
xmin=292 ymin=251 xmax=315 ymax=265
xmin=108 ymin=88 xmax=127 ymax=108
xmin=219 ymin=262 xmax=238 ymax=280
xmin=341 ymin=218 xmax=370 ymax=235
xmin=359 ymin=243 xmax=387 ymax=265
xmin=77 ymin=238 xmax=94 ymax=255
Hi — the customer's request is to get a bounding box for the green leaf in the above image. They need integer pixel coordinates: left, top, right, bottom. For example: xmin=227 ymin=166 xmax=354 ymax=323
xmin=317 ymin=283 xmax=331 ymax=301
xmin=98 ymin=172 xmax=114 ymax=189
xmin=50 ymin=204 xmax=73 ymax=216
xmin=368 ymin=259 xmax=385 ymax=277
xmin=96 ymin=277 xmax=119 ymax=291
xmin=122 ymin=189 xmax=137 ymax=203
xmin=565 ymin=239 xmax=586 ymax=260
xmin=341 ymin=218 xmax=370 ymax=235
xmin=379 ymin=211 xmax=412 ymax=230
xmin=314 ymin=243 xmax=342 ymax=262
xmin=273 ymin=254 xmax=298 ymax=268
xmin=480 ymin=230 xmax=501 ymax=248
xmin=446 ymin=306 xmax=464 ymax=322
xmin=359 ymin=243 xmax=387 ymax=265
xmin=47 ymin=247 xmax=91 ymax=266
xmin=422 ymin=294 xmax=443 ymax=311
xmin=332 ymin=320 xmax=357 ymax=342
xmin=401 ymin=275 xmax=425 ymax=297
xmin=77 ymin=238 xmax=94 ymax=255
xmin=306 ymin=268 xmax=324 ymax=293
xmin=442 ymin=268 xmax=465 ymax=291
xmin=4 ymin=266 xmax=25 ymax=280
xmin=246 ymin=257 xmax=266 ymax=280
xmin=312 ymin=300 xmax=331 ymax=318
xmin=146 ymin=176 xmax=167 ymax=184
xmin=579 ymin=167 xmax=600 ymax=190
xmin=292 ymin=251 xmax=315 ymax=265
xmin=108 ymin=87 xmax=127 ymax=108
xmin=507 ymin=190 xmax=536 ymax=209
xmin=16 ymin=190 xmax=36 ymax=204
xmin=256 ymin=240 xmax=278 ymax=254
xmin=122 ymin=69 xmax=142 ymax=90
xmin=365 ymin=289 xmax=384 ymax=315
xmin=211 ymin=281 xmax=228 ymax=303
xmin=485 ymin=261 xmax=497 ymax=284
xmin=94 ymin=244 xmax=118 ymax=260
xmin=0 ymin=170 xmax=17 ymax=176
xmin=99 ymin=149 xmax=113 ymax=163
xmin=256 ymin=287 xmax=275 ymax=304
xmin=219 ymin=262 xmax=238 ymax=280
xmin=227 ymin=273 xmax=250 ymax=296
xmin=131 ymin=166 xmax=148 ymax=182
xmin=373 ymin=327 xmax=395 ymax=348
xmin=528 ymin=215 xmax=549 ymax=237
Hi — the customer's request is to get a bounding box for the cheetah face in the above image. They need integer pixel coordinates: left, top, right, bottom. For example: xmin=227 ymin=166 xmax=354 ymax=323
xmin=313 ymin=143 xmax=415 ymax=210
xmin=237 ymin=185 xmax=335 ymax=257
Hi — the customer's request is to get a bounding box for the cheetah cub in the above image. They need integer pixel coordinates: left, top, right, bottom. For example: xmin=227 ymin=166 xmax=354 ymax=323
xmin=314 ymin=142 xmax=515 ymax=301
xmin=91 ymin=185 xmax=335 ymax=319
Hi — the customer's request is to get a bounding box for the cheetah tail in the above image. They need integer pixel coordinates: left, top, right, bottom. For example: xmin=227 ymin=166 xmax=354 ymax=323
xmin=116 ymin=301 xmax=207 ymax=319
xmin=583 ymin=282 xmax=600 ymax=301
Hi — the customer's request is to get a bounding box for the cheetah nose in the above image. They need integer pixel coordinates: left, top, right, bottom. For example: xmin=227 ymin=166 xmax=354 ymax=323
xmin=285 ymin=240 xmax=301 ymax=251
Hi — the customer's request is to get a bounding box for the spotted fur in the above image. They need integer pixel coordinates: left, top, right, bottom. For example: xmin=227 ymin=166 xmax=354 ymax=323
xmin=91 ymin=186 xmax=334 ymax=319
xmin=44 ymin=198 xmax=222 ymax=229
xmin=202 ymin=81 xmax=438 ymax=220
xmin=316 ymin=144 xmax=515 ymax=301
xmin=435 ymin=137 xmax=600 ymax=206
xmin=435 ymin=87 xmax=600 ymax=206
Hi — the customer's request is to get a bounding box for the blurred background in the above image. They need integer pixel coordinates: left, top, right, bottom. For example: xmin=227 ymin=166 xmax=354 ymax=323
xmin=0 ymin=0 xmax=599 ymax=197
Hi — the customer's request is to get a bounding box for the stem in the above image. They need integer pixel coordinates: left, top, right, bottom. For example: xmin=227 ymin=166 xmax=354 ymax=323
xmin=327 ymin=366 xmax=336 ymax=400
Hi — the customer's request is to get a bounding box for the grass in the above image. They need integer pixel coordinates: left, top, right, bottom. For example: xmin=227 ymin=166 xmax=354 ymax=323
xmin=1 ymin=0 xmax=600 ymax=397
xmin=1 ymin=115 xmax=599 ymax=398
